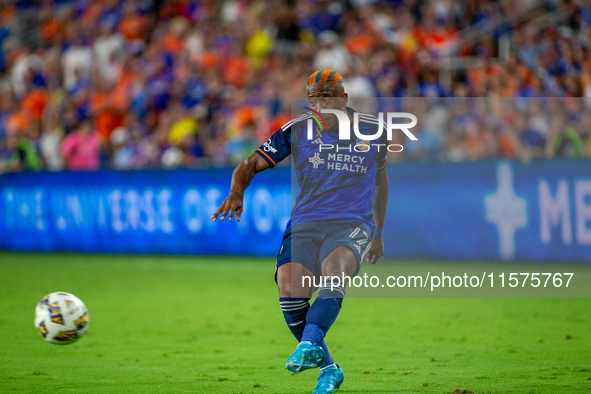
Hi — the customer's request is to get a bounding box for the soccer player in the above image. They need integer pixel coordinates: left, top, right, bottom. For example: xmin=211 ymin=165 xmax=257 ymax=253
xmin=211 ymin=70 xmax=389 ymax=394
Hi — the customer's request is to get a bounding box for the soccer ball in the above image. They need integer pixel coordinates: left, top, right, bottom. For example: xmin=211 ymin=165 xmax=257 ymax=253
xmin=34 ymin=292 xmax=89 ymax=345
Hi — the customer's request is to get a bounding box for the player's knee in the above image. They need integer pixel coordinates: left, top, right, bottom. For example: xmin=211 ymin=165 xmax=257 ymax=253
xmin=277 ymin=262 xmax=313 ymax=298
xmin=277 ymin=278 xmax=311 ymax=298
xmin=276 ymin=264 xmax=292 ymax=297
xmin=277 ymin=279 xmax=292 ymax=298
xmin=322 ymin=246 xmax=357 ymax=277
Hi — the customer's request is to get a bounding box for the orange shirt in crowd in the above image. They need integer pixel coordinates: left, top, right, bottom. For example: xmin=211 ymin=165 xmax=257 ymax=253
xmin=91 ymin=93 xmax=125 ymax=139
xmin=415 ymin=27 xmax=457 ymax=50
xmin=345 ymin=34 xmax=373 ymax=56
xmin=198 ymin=51 xmax=218 ymax=69
xmin=233 ymin=107 xmax=254 ymax=128
xmin=265 ymin=113 xmax=290 ymax=140
xmin=21 ymin=89 xmax=50 ymax=121
xmin=163 ymin=32 xmax=184 ymax=54
xmin=223 ymin=57 xmax=248 ymax=88
xmin=468 ymin=68 xmax=486 ymax=89
xmin=225 ymin=106 xmax=255 ymax=138
xmin=113 ymin=74 xmax=133 ymax=107
xmin=6 ymin=111 xmax=28 ymax=134
xmin=120 ymin=15 xmax=148 ymax=41
xmin=0 ymin=4 xmax=15 ymax=25
xmin=41 ymin=19 xmax=61 ymax=42
xmin=498 ymin=133 xmax=517 ymax=158
xmin=271 ymin=114 xmax=290 ymax=131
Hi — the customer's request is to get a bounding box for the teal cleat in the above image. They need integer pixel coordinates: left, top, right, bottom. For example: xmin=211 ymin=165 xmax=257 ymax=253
xmin=312 ymin=364 xmax=344 ymax=393
xmin=285 ymin=342 xmax=325 ymax=375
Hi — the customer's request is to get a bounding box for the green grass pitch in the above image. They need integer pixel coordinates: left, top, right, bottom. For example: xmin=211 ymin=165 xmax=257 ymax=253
xmin=0 ymin=253 xmax=590 ymax=393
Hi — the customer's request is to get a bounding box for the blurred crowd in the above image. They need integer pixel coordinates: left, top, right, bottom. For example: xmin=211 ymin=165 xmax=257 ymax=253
xmin=1 ymin=0 xmax=591 ymax=172
xmin=387 ymin=96 xmax=591 ymax=162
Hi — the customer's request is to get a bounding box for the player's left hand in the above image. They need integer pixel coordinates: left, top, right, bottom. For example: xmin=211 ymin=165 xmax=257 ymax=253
xmin=365 ymin=238 xmax=384 ymax=264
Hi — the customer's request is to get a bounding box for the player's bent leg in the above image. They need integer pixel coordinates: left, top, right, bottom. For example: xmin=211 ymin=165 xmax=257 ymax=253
xmin=277 ymin=262 xmax=314 ymax=299
xmin=301 ymin=246 xmax=357 ymax=348
xmin=305 ymin=247 xmax=356 ymax=390
xmin=313 ymin=364 xmax=345 ymax=394
xmin=277 ymin=262 xmax=314 ymax=342
xmin=320 ymin=245 xmax=359 ymax=279
xmin=277 ymin=263 xmax=325 ymax=374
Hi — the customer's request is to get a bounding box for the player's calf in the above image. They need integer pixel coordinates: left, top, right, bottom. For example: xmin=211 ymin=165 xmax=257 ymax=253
xmin=279 ymin=297 xmax=310 ymax=341
xmin=301 ymin=277 xmax=346 ymax=346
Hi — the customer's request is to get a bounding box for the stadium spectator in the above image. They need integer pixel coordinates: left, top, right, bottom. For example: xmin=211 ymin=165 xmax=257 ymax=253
xmin=62 ymin=36 xmax=93 ymax=92
xmin=545 ymin=112 xmax=583 ymax=158
xmin=314 ymin=30 xmax=351 ymax=71
xmin=110 ymin=126 xmax=136 ymax=169
xmin=39 ymin=106 xmax=65 ymax=171
xmin=61 ymin=119 xmax=100 ymax=170
xmin=90 ymin=77 xmax=126 ymax=140
xmin=94 ymin=23 xmax=125 ymax=83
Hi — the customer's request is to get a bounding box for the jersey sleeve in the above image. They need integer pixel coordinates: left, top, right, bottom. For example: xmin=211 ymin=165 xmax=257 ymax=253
xmin=255 ymin=126 xmax=292 ymax=168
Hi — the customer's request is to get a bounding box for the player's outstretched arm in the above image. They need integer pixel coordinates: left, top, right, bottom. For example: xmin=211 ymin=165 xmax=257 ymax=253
xmin=211 ymin=153 xmax=270 ymax=222
xmin=366 ymin=166 xmax=389 ymax=264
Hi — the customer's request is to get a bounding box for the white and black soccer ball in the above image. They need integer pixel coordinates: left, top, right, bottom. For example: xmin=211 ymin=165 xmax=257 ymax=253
xmin=34 ymin=292 xmax=89 ymax=345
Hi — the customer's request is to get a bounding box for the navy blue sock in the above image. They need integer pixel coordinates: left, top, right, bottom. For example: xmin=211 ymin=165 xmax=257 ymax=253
xmin=279 ymin=297 xmax=309 ymax=341
xmin=319 ymin=338 xmax=335 ymax=368
xmin=280 ymin=297 xmax=335 ymax=367
xmin=301 ymin=278 xmax=345 ymax=346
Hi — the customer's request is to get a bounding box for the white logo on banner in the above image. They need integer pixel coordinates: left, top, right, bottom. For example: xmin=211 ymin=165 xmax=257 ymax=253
xmin=484 ymin=162 xmax=528 ymax=260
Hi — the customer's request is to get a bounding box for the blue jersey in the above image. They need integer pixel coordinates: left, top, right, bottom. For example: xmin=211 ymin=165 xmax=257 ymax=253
xmin=255 ymin=107 xmax=388 ymax=229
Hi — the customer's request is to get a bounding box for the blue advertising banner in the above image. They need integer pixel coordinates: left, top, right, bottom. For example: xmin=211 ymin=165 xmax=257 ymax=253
xmin=386 ymin=159 xmax=591 ymax=262
xmin=0 ymin=168 xmax=291 ymax=256
xmin=1 ymin=159 xmax=590 ymax=262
